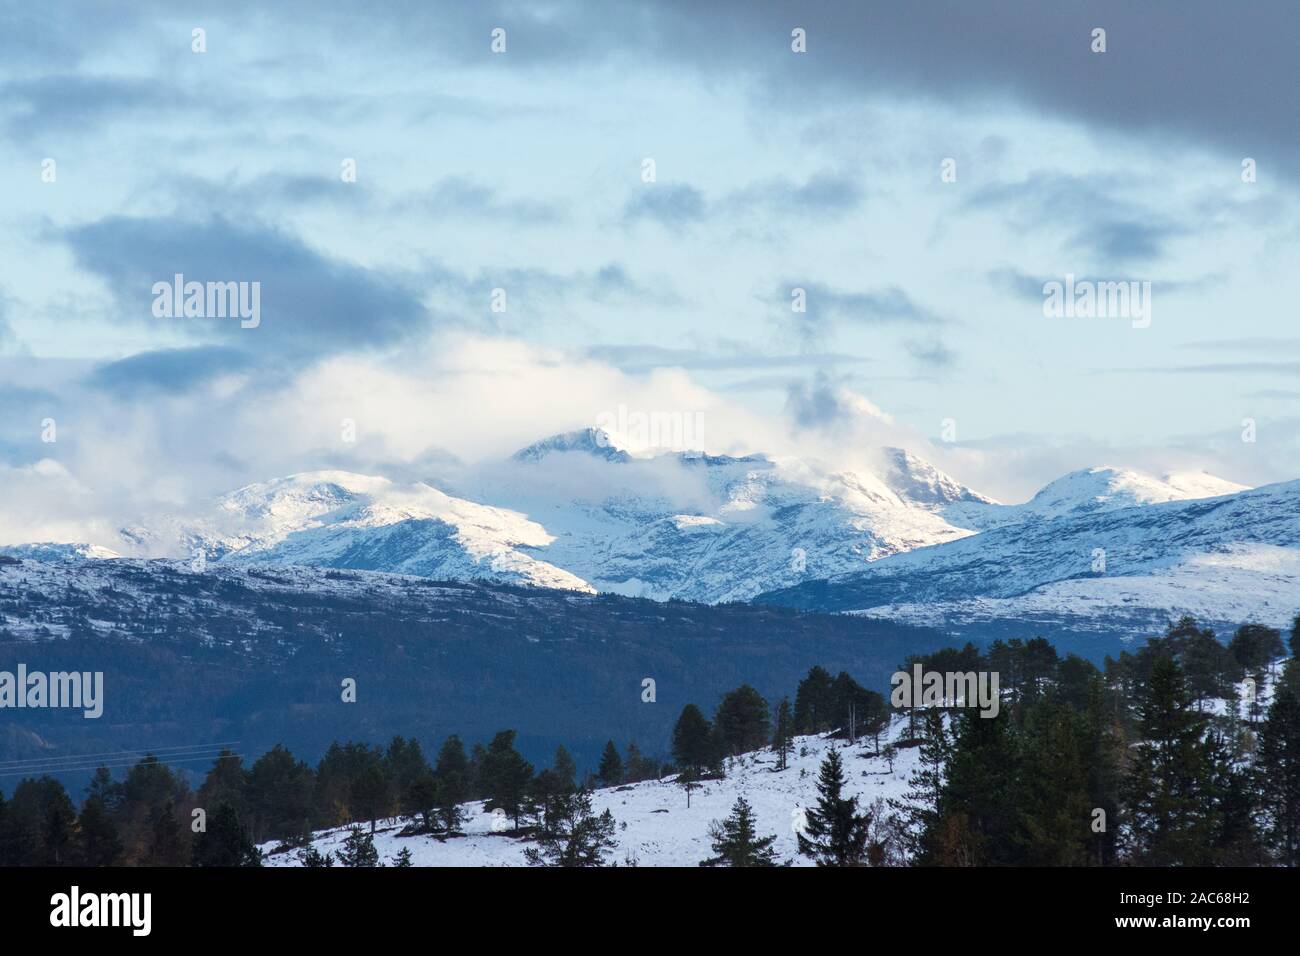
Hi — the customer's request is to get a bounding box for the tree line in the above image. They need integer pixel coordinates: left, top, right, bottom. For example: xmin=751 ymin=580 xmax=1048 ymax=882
xmin=1 ymin=613 xmax=1295 ymax=867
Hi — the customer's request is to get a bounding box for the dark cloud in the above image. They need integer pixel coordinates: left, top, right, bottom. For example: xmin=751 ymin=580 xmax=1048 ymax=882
xmin=85 ymin=346 xmax=258 ymax=396
xmin=60 ymin=215 xmax=432 ymax=357
xmin=622 ymin=185 xmax=708 ymax=230
xmin=10 ymin=2 xmax=1298 ymax=170
xmin=777 ymin=281 xmax=946 ymax=348
xmin=965 ymin=173 xmax=1186 ymax=268
xmin=0 ymin=74 xmax=196 ymax=138
xmin=905 ymin=338 xmax=957 ymax=369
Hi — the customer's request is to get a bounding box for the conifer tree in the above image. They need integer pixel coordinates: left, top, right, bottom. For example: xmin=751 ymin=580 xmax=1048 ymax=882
xmin=714 ymin=684 xmax=770 ymax=755
xmin=392 ymin=846 xmax=414 ymax=867
xmin=1012 ymin=700 xmax=1090 ymax=866
xmin=772 ymin=697 xmax=794 ymax=771
xmin=1122 ymin=656 xmax=1218 ymax=865
xmin=1255 ymin=686 xmax=1300 ymax=865
xmin=797 ymin=749 xmax=872 ymax=866
xmin=76 ymin=793 xmax=122 ymax=866
xmin=552 ymin=745 xmax=578 ymax=790
xmin=700 ymin=797 xmax=780 ymax=867
xmin=298 ymin=845 xmax=334 ymax=867
xmin=597 ymin=740 xmax=624 ymax=786
xmin=192 ymin=802 xmax=262 ymax=867
xmin=523 ymin=790 xmax=617 ymax=867
xmin=671 ymin=703 xmax=715 ymax=774
xmin=433 ymin=734 xmax=470 ymax=834
xmin=338 ymin=825 xmax=380 ymax=867
xmin=481 ymin=730 xmax=534 ymax=829
xmin=888 ymin=708 xmax=948 ymax=861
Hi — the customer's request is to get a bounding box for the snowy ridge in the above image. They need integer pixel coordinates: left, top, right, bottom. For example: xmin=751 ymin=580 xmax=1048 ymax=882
xmin=3 ymin=428 xmax=1274 ymax=626
xmin=766 ymin=477 xmax=1300 ymax=633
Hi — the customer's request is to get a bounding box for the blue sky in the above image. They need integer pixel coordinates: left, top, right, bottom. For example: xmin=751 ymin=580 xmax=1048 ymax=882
xmin=2 ymin=1 xmax=1299 ymax=541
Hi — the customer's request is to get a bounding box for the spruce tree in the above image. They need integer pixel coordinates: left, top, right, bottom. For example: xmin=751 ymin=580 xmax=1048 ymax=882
xmin=797 ymin=749 xmax=871 ymax=866
xmin=700 ymin=797 xmax=780 ymax=866
xmin=1122 ymin=656 xmax=1218 ymax=865
xmin=1256 ymin=686 xmax=1300 ymax=865
xmin=597 ymin=740 xmax=624 ymax=787
xmin=392 ymin=846 xmax=414 ymax=867
xmin=1012 ymin=700 xmax=1091 ymax=865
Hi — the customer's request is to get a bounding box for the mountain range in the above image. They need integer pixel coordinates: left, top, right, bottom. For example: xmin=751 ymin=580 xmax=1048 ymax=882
xmin=5 ymin=428 xmax=1293 ymax=637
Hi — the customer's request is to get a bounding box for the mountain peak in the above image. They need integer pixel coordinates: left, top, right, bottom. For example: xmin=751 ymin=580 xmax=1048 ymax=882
xmin=1027 ymin=466 xmax=1247 ymax=515
xmin=510 ymin=428 xmax=632 ymax=464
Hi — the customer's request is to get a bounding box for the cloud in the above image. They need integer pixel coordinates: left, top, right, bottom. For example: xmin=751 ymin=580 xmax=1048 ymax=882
xmin=905 ymin=338 xmax=957 ymax=369
xmin=622 ymin=184 xmax=708 ymax=229
xmin=85 ymin=346 xmax=258 ymax=396
xmin=965 ymin=172 xmax=1186 ymax=268
xmin=60 ymin=215 xmax=432 ymax=358
xmin=778 ymin=281 xmax=946 ymax=348
xmin=581 ymin=344 xmax=872 ymax=374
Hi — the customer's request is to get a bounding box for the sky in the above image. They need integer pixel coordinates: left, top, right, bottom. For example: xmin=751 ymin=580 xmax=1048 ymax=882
xmin=1 ymin=0 xmax=1299 ymax=544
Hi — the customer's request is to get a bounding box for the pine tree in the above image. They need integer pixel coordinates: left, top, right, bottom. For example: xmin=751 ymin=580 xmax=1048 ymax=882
xmin=597 ymin=740 xmax=624 ymax=787
xmin=1011 ymin=700 xmax=1090 ymax=866
xmin=700 ymin=797 xmax=780 ymax=866
xmin=481 ymin=730 xmax=534 ymax=829
xmin=772 ymin=697 xmax=794 ymax=771
xmin=433 ymin=735 xmax=469 ymax=834
xmin=392 ymin=846 xmax=414 ymax=867
xmin=298 ymin=845 xmax=334 ymax=867
xmin=623 ymin=742 xmax=654 ymax=783
xmin=797 ymin=749 xmax=872 ymax=866
xmin=793 ymin=666 xmax=835 ymax=734
xmin=714 ymin=684 xmax=770 ymax=755
xmin=338 ymin=825 xmax=380 ymax=867
xmin=140 ymin=800 xmax=187 ymax=866
xmin=888 ymin=708 xmax=948 ymax=861
xmin=671 ymin=704 xmax=715 ymax=775
xmin=192 ymin=802 xmax=262 ymax=867
xmin=552 ymin=745 xmax=578 ymax=790
xmin=1256 ymin=686 xmax=1300 ymax=865
xmin=1122 ymin=656 xmax=1218 ymax=865
xmin=523 ymin=790 xmax=617 ymax=867
xmin=76 ymin=794 xmax=122 ymax=866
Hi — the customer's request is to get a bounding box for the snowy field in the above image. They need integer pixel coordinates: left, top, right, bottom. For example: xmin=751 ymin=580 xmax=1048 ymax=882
xmin=261 ymin=724 xmax=922 ymax=868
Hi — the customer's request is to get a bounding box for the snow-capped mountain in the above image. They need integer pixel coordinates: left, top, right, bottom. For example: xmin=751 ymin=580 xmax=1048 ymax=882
xmin=942 ymin=466 xmax=1250 ymax=531
xmin=760 ymin=476 xmax=1299 ymax=634
xmin=5 ymin=427 xmax=1276 ymax=631
xmin=170 ymin=471 xmax=593 ymax=592
xmin=479 ymin=429 xmax=981 ymax=602
xmin=88 ymin=429 xmax=991 ymax=603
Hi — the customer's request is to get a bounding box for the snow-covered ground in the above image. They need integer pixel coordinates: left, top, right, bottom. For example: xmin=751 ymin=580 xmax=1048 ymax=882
xmin=260 ymin=725 xmax=922 ymax=868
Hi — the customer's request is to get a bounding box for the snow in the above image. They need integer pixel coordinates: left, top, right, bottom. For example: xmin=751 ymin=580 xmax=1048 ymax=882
xmin=260 ymin=725 xmax=922 ymax=868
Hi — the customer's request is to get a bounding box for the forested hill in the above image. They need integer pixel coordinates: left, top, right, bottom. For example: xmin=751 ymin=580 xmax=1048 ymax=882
xmin=0 ymin=558 xmax=950 ymax=778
